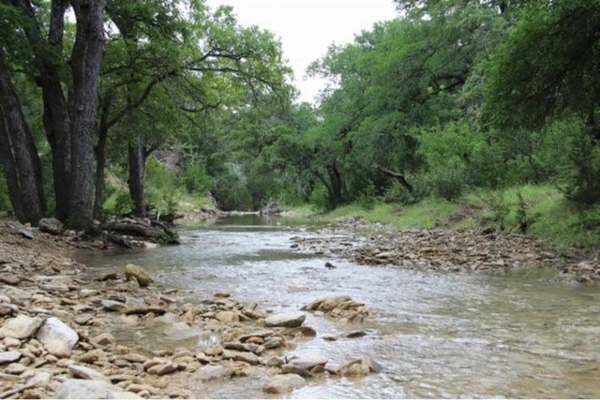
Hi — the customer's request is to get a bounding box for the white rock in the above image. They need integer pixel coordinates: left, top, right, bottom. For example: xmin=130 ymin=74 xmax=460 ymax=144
xmin=0 ymin=314 xmax=43 ymax=339
xmin=288 ymin=355 xmax=328 ymax=370
xmin=54 ymin=379 xmax=141 ymax=399
xmin=68 ymin=363 xmax=111 ymax=382
xmin=264 ymin=312 xmax=306 ymax=328
xmin=35 ymin=317 xmax=79 ymax=357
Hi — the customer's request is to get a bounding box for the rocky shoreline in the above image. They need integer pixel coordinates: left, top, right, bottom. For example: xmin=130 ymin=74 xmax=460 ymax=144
xmin=289 ymin=216 xmax=600 ymax=285
xmin=0 ymin=222 xmax=375 ymax=399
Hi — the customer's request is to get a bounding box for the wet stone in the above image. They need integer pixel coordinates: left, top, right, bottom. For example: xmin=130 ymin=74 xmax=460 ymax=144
xmin=264 ymin=312 xmax=306 ymax=328
xmin=263 ymin=374 xmax=306 ymax=394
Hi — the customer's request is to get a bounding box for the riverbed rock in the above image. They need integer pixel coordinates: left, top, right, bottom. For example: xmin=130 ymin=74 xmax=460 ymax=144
xmin=124 ymin=264 xmax=154 ymax=287
xmin=264 ymin=312 xmax=306 ymax=328
xmin=0 ymin=350 xmax=21 ymax=364
xmin=222 ymin=349 xmax=259 ymax=365
xmin=54 ymin=379 xmax=141 ymax=399
xmin=341 ymin=359 xmax=372 ymax=376
xmin=0 ymin=314 xmax=43 ymax=339
xmin=68 ymin=363 xmax=111 ymax=382
xmin=193 ymin=364 xmax=233 ymax=382
xmin=35 ymin=317 xmax=79 ymax=357
xmin=305 ymin=295 xmax=352 ymax=312
xmin=262 ymin=374 xmax=306 ymax=394
xmin=0 ymin=274 xmax=21 ymax=285
xmin=1 ymin=286 xmax=31 ymax=305
xmin=288 ymin=355 xmax=328 ymax=370
xmin=101 ymin=299 xmax=126 ymax=312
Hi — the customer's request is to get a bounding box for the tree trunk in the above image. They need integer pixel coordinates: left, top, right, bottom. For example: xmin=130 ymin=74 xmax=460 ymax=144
xmin=0 ymin=50 xmax=46 ymax=225
xmin=326 ymin=161 xmax=347 ymax=203
xmin=128 ymin=141 xmax=146 ymax=217
xmin=93 ymin=125 xmax=109 ymax=221
xmin=0 ymin=109 xmax=25 ymax=222
xmin=44 ymin=0 xmax=72 ymax=222
xmin=68 ymin=0 xmax=108 ymax=229
xmin=373 ymin=163 xmax=414 ymax=193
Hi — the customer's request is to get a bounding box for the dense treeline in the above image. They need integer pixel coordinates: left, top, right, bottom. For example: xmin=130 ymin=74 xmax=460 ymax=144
xmin=1 ymin=0 xmax=599 ymax=233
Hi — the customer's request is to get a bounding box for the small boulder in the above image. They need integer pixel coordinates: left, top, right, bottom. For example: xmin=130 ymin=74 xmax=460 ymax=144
xmin=54 ymin=379 xmax=141 ymax=399
xmin=0 ymin=314 xmax=43 ymax=339
xmin=288 ymin=355 xmax=328 ymax=370
xmin=264 ymin=312 xmax=306 ymax=328
xmin=0 ymin=350 xmax=21 ymax=364
xmin=35 ymin=317 xmax=79 ymax=357
xmin=124 ymin=264 xmax=153 ymax=287
xmin=38 ymin=217 xmax=63 ymax=235
xmin=262 ymin=374 xmax=306 ymax=394
xmin=193 ymin=364 xmax=232 ymax=382
xmin=68 ymin=364 xmax=111 ymax=382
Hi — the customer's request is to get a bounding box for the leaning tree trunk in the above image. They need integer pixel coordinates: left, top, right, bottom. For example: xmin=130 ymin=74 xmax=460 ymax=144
xmin=326 ymin=161 xmax=347 ymax=204
xmin=128 ymin=141 xmax=146 ymax=218
xmin=0 ymin=50 xmax=46 ymax=225
xmin=68 ymin=0 xmax=108 ymax=229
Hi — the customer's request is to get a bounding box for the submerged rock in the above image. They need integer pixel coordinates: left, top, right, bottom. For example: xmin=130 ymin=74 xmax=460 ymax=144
xmin=262 ymin=374 xmax=306 ymax=394
xmin=124 ymin=264 xmax=154 ymax=287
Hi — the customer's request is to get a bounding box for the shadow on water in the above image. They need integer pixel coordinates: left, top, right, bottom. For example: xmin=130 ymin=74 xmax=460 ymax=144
xmin=76 ymin=216 xmax=600 ymax=399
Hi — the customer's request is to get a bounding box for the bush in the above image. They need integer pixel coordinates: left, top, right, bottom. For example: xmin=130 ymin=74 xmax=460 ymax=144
xmin=382 ymin=180 xmax=425 ymax=206
xmin=427 ymin=158 xmax=467 ymax=201
xmin=558 ymin=127 xmax=600 ymax=206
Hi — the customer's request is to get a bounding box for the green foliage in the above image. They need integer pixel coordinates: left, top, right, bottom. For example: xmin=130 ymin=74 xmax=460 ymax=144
xmin=484 ymin=0 xmax=600 ymax=131
xmin=358 ymin=183 xmax=376 ymax=211
xmin=555 ymin=123 xmax=600 ymax=206
xmin=478 ymin=190 xmax=510 ymax=231
xmin=515 ymin=192 xmax=540 ymax=234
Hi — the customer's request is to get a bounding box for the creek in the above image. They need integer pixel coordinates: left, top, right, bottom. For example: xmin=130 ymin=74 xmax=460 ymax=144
xmin=76 ymin=215 xmax=600 ymax=398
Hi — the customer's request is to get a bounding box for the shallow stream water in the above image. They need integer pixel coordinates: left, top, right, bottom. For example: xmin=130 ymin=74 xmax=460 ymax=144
xmin=76 ymin=215 xmax=600 ymax=398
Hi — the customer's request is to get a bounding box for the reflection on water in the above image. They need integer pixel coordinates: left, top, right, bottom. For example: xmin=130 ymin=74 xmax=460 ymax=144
xmin=75 ymin=216 xmax=600 ymax=399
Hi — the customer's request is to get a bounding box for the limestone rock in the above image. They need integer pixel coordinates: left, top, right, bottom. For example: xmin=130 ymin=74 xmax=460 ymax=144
xmin=124 ymin=264 xmax=153 ymax=287
xmin=35 ymin=317 xmax=79 ymax=357
xmin=193 ymin=364 xmax=232 ymax=382
xmin=0 ymin=350 xmax=21 ymax=364
xmin=262 ymin=374 xmax=306 ymax=394
xmin=0 ymin=314 xmax=43 ymax=339
xmin=288 ymin=355 xmax=328 ymax=370
xmin=264 ymin=312 xmax=306 ymax=328
xmin=92 ymin=332 xmax=117 ymax=346
xmin=341 ymin=359 xmax=371 ymax=376
xmin=222 ymin=349 xmax=259 ymax=365
xmin=68 ymin=363 xmax=111 ymax=382
xmin=54 ymin=379 xmax=141 ymax=399
xmin=101 ymin=300 xmax=126 ymax=312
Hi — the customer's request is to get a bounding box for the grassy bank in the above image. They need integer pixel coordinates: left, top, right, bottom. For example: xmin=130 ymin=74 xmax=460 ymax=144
xmin=297 ymin=184 xmax=600 ymax=257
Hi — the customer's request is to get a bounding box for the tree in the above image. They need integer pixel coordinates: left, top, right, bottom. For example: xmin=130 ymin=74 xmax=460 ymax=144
xmin=0 ymin=49 xmax=46 ymax=224
xmin=2 ymin=0 xmax=107 ymax=229
xmin=485 ymin=0 xmax=600 ymax=137
xmin=96 ymin=2 xmax=290 ymax=217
